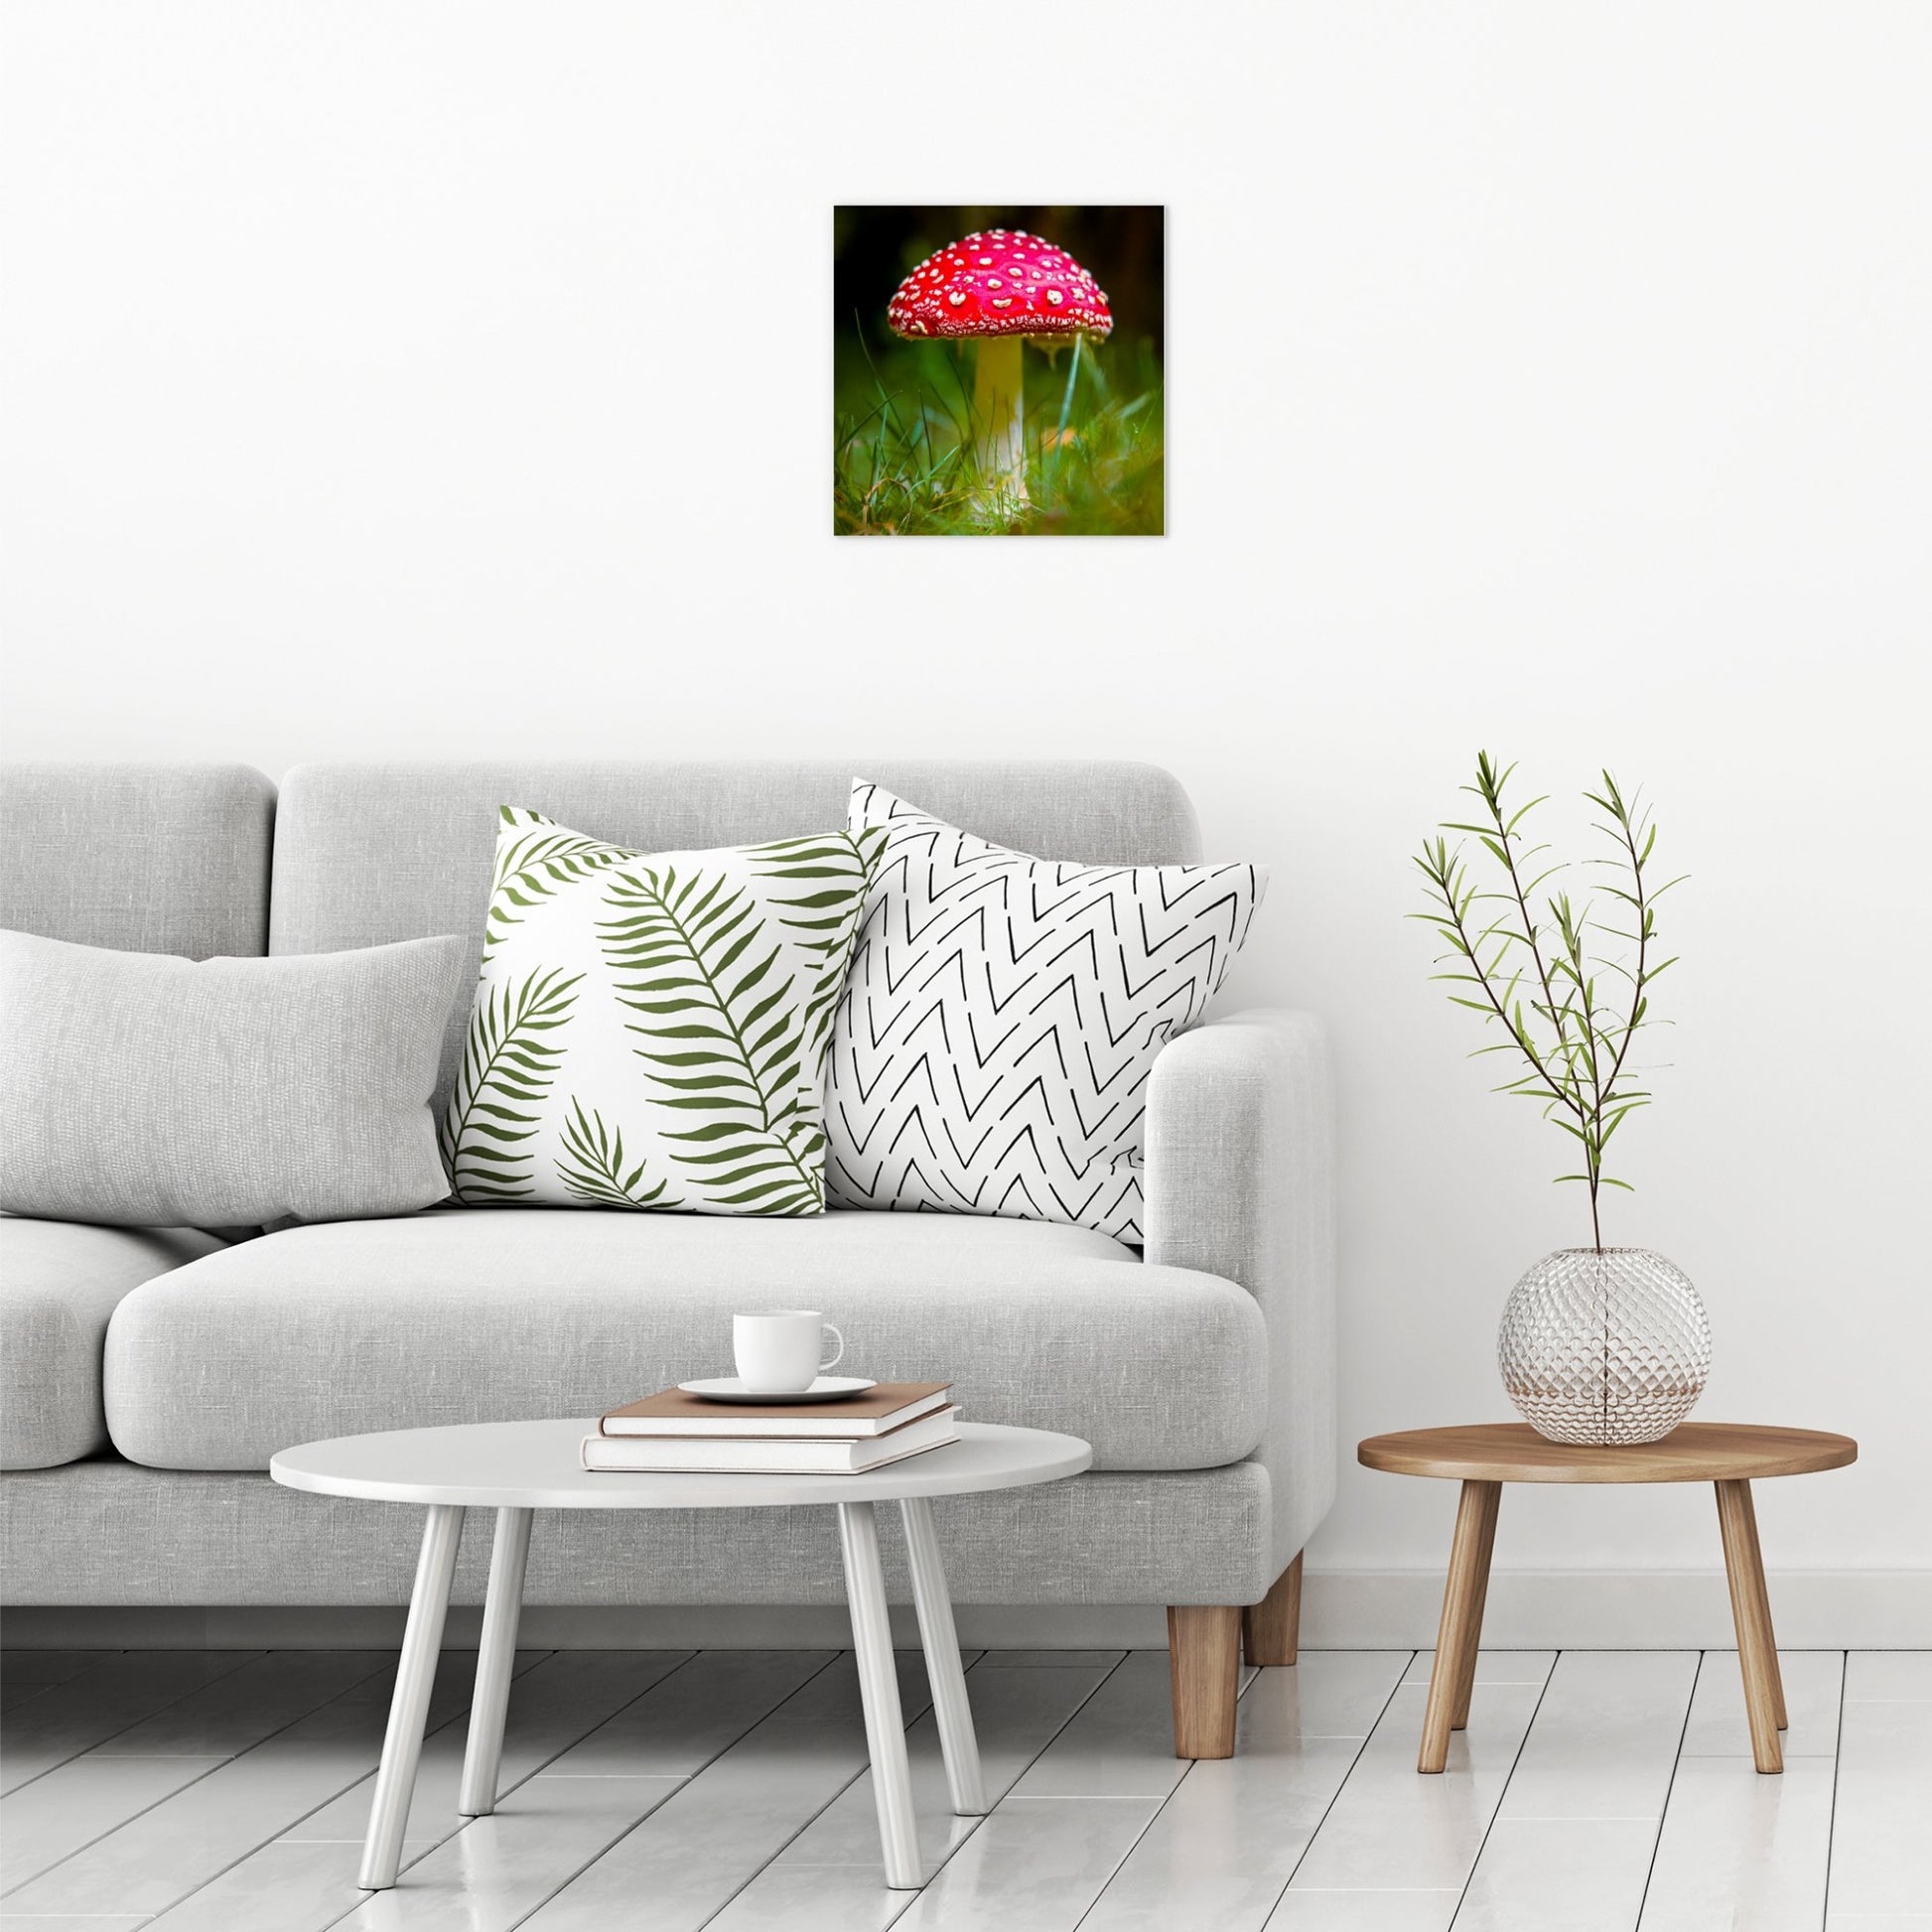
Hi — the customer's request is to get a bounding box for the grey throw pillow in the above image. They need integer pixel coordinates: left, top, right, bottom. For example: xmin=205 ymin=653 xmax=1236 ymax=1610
xmin=0 ymin=930 xmax=468 ymax=1228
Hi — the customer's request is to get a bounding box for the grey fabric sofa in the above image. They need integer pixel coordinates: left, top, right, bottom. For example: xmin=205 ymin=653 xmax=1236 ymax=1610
xmin=0 ymin=759 xmax=1335 ymax=1757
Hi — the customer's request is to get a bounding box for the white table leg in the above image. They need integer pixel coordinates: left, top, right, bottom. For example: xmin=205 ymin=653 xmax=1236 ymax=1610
xmin=359 ymin=1503 xmax=464 ymax=1890
xmin=459 ymin=1505 xmax=532 ymax=1817
xmin=900 ymin=1495 xmax=986 ymax=1815
xmin=837 ymin=1500 xmax=922 ymax=1889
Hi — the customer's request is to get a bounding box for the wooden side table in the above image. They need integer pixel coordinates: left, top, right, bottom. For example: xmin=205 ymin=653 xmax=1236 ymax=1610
xmin=1357 ymin=1422 xmax=1857 ymax=1776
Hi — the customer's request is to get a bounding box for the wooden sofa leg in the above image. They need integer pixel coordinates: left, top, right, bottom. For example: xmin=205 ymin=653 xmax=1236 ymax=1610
xmin=1168 ymin=1604 xmax=1241 ymax=1758
xmin=1241 ymin=1551 xmax=1304 ymax=1667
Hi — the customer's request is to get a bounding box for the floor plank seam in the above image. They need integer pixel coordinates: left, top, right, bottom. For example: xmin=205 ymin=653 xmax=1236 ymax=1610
xmin=0 ymin=1753 xmax=238 ymax=1901
xmin=1 ymin=1649 xmax=401 ymax=1904
xmin=86 ymin=1648 xmax=562 ymax=1931
xmin=492 ymin=1789 xmax=692 ymax=1932
xmin=1039 ymin=1642 xmax=1238 ymax=1932
xmin=1067 ymin=1741 xmax=1194 ymax=1928
xmin=684 ymin=1645 xmax=1136 ymax=1932
xmin=952 ymin=1643 xmax=1142 ymax=1930
xmin=1015 ymin=1791 xmax=1173 ymax=1801
xmin=486 ymin=1648 xmax=707 ymax=1810
xmin=361 ymin=1646 xmax=817 ymax=1932
xmin=1249 ymin=1647 xmax=1423 ymax=1928
xmin=594 ymin=1647 xmax=885 ymax=1932
xmin=496 ymin=1647 xmax=874 ymax=1932
xmin=303 ymin=1656 xmax=599 ymax=1931
xmin=1444 ymin=1645 xmax=1561 ymax=1930
xmin=0 ymin=1648 xmax=264 ymax=1799
xmin=112 ymin=1645 xmax=724 ymax=1932
xmin=677 ymin=1660 xmax=926 ymax=1932
xmin=886 ymin=1646 xmax=1130 ymax=1926
xmin=1821 ymin=1647 xmax=1851 ymax=1926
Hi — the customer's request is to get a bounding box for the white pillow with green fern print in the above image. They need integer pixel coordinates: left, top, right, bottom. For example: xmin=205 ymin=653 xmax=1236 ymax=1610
xmin=443 ymin=808 xmax=886 ymax=1216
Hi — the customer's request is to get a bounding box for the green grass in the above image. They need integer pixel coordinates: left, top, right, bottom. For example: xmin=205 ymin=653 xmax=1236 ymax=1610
xmin=833 ymin=331 xmax=1164 ymax=537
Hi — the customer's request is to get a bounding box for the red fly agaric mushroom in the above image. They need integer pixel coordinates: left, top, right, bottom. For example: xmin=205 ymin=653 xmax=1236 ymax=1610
xmin=887 ymin=228 xmax=1113 ymax=510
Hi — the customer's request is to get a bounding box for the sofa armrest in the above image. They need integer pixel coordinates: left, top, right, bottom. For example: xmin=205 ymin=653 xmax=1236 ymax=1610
xmin=1143 ymin=1008 xmax=1337 ymax=1579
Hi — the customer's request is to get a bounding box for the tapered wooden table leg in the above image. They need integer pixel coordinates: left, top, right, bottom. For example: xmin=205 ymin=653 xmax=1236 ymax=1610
xmin=1420 ymin=1479 xmax=1500 ymax=1773
xmin=1716 ymin=1478 xmax=1786 ymax=1773
xmin=1733 ymin=1480 xmax=1788 ymax=1730
xmin=1449 ymin=1481 xmax=1500 ymax=1731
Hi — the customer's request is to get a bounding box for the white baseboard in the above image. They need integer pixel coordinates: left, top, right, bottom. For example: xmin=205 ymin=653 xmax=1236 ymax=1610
xmin=1301 ymin=1569 xmax=1932 ymax=1650
xmin=3 ymin=1572 xmax=1925 ymax=1650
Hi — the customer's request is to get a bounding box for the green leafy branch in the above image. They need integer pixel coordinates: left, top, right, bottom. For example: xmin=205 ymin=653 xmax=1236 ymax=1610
xmin=751 ymin=827 xmax=888 ymax=1069
xmin=484 ymin=809 xmax=634 ymax=959
xmin=599 ymin=866 xmax=822 ymax=1215
xmin=442 ymin=966 xmax=581 ymax=1201
xmin=1411 ymin=752 xmax=1684 ymax=1249
xmin=555 ymin=1098 xmax=677 ymax=1209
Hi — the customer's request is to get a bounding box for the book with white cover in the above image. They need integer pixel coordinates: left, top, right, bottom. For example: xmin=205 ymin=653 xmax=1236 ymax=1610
xmin=581 ymin=1408 xmax=960 ymax=1475
xmin=601 ymin=1381 xmax=951 ymax=1440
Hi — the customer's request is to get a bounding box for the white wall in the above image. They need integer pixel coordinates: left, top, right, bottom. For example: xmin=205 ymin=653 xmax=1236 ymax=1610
xmin=5 ymin=2 xmax=1928 ymax=1633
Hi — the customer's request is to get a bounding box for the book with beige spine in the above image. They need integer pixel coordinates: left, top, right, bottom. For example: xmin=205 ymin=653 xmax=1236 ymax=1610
xmin=598 ymin=1382 xmax=952 ymax=1439
xmin=581 ymin=1406 xmax=960 ymax=1475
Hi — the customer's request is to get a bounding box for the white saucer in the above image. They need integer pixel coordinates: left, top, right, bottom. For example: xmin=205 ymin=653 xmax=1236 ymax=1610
xmin=679 ymin=1375 xmax=879 ymax=1404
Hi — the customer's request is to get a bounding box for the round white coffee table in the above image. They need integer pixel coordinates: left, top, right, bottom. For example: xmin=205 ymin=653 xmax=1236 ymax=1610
xmin=271 ymin=1418 xmax=1090 ymax=1891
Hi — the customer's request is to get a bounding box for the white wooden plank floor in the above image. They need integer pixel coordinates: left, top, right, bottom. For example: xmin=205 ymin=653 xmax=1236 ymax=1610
xmin=1 ymin=1648 xmax=1925 ymax=1930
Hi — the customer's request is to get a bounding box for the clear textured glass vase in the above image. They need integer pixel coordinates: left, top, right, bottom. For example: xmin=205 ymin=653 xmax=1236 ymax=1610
xmin=1497 ymin=1247 xmax=1713 ymax=1446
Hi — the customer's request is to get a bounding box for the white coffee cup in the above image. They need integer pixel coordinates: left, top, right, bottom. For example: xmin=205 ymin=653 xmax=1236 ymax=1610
xmin=734 ymin=1311 xmax=845 ymax=1392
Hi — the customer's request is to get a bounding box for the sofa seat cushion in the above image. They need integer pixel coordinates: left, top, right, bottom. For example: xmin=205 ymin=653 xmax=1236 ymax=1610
xmin=102 ymin=1208 xmax=1267 ymax=1474
xmin=2 ymin=1219 xmax=228 ymax=1469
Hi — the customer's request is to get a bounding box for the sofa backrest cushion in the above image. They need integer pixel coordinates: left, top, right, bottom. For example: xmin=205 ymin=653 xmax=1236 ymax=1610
xmin=270 ymin=761 xmax=1201 ymax=1119
xmin=0 ymin=762 xmax=276 ymax=959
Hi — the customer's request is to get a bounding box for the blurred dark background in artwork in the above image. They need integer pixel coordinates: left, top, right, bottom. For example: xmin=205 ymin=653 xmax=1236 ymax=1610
xmin=834 ymin=206 xmax=1165 ymax=389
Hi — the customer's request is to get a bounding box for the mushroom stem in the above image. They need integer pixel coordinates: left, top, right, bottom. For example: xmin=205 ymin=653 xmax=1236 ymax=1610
xmin=972 ymin=336 xmax=1027 ymax=509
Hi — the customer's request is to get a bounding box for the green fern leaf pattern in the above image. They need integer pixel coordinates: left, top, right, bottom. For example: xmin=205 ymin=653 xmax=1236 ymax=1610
xmin=442 ymin=966 xmax=581 ymax=1200
xmin=484 ymin=808 xmax=634 ymax=960
xmin=599 ymin=863 xmax=823 ymax=1215
xmin=555 ymin=1097 xmax=677 ymax=1208
xmin=751 ymin=827 xmax=889 ymax=1069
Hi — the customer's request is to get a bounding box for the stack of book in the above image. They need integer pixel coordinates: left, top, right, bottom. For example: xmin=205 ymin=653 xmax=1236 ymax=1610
xmin=581 ymin=1382 xmax=958 ymax=1474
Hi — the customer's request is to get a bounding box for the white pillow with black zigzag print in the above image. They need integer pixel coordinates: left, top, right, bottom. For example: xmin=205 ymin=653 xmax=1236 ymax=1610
xmin=825 ymin=781 xmax=1266 ymax=1243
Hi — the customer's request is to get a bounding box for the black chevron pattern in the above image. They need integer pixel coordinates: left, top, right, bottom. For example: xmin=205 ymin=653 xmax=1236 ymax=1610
xmin=825 ymin=783 xmax=1266 ymax=1242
